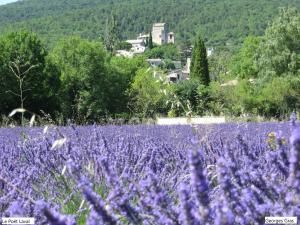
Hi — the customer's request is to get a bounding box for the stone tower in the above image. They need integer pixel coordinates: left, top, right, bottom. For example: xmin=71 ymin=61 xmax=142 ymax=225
xmin=152 ymin=23 xmax=174 ymax=45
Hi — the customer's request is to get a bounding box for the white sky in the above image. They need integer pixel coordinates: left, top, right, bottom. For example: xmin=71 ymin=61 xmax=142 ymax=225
xmin=0 ymin=0 xmax=19 ymax=6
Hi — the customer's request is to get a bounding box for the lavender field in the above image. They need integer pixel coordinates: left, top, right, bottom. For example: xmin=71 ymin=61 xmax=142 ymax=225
xmin=0 ymin=120 xmax=299 ymax=225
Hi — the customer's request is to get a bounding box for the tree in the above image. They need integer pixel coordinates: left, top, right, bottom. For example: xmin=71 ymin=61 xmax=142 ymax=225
xmin=148 ymin=31 xmax=153 ymax=50
xmin=209 ymin=47 xmax=232 ymax=81
xmin=107 ymin=55 xmax=148 ymax=115
xmin=145 ymin=44 xmax=180 ymax=61
xmin=251 ymin=76 xmax=300 ymax=118
xmin=8 ymin=59 xmax=39 ymax=125
xmin=256 ymin=7 xmax=300 ymax=79
xmin=129 ymin=68 xmax=167 ymax=117
xmin=190 ymin=36 xmax=210 ymax=86
xmin=0 ymin=31 xmax=60 ymax=118
xmin=116 ymin=41 xmax=132 ymax=51
xmin=50 ymin=37 xmax=108 ymax=122
xmin=104 ymin=11 xmax=120 ymax=54
xmin=0 ymin=0 xmax=296 ymax=48
xmin=230 ymin=36 xmax=261 ymax=79
xmin=180 ymin=39 xmax=192 ymax=66
xmin=167 ymin=80 xmax=199 ymax=117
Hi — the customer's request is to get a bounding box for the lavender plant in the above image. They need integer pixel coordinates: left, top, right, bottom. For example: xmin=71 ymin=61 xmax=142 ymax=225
xmin=0 ymin=121 xmax=298 ymax=224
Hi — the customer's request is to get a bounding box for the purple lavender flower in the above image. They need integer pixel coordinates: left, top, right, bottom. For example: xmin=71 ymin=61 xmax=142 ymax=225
xmin=6 ymin=200 xmax=24 ymax=216
xmin=289 ymin=126 xmax=300 ymax=196
xmin=80 ymin=185 xmax=118 ymax=225
xmin=178 ymin=184 xmax=201 ymax=225
xmin=189 ymin=149 xmax=210 ymax=221
xmin=35 ymin=200 xmax=76 ymax=225
xmin=214 ymin=197 xmax=235 ymax=225
xmin=1 ymin=122 xmax=299 ymax=224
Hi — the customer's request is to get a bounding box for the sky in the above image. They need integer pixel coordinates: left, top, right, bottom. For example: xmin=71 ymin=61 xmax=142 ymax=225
xmin=0 ymin=0 xmax=19 ymax=6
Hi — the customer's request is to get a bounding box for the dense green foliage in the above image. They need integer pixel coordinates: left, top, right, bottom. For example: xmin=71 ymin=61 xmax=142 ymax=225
xmin=229 ymin=36 xmax=261 ymax=79
xmin=0 ymin=31 xmax=60 ymax=116
xmin=1 ymin=6 xmax=300 ymax=123
xmin=50 ymin=37 xmax=109 ymax=121
xmin=107 ymin=55 xmax=148 ymax=116
xmin=145 ymin=44 xmax=180 ymax=61
xmin=218 ymin=7 xmax=300 ymax=118
xmin=190 ymin=36 xmax=210 ymax=85
xmin=129 ymin=68 xmax=167 ymax=117
xmin=0 ymin=32 xmax=149 ymax=123
xmin=1 ymin=0 xmax=300 ymax=47
xmin=256 ymin=7 xmax=300 ymax=79
xmin=104 ymin=12 xmax=120 ymax=54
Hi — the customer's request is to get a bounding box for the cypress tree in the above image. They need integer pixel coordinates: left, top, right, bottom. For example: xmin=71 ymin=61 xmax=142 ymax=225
xmin=190 ymin=36 xmax=210 ymax=86
xmin=104 ymin=11 xmax=120 ymax=54
xmin=145 ymin=36 xmax=149 ymax=47
xmin=148 ymin=31 xmax=153 ymax=49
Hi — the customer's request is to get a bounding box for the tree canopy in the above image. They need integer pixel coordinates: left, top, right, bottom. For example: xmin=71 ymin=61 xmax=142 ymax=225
xmin=190 ymin=36 xmax=210 ymax=86
xmin=50 ymin=37 xmax=109 ymax=121
xmin=256 ymin=7 xmax=300 ymax=79
xmin=0 ymin=31 xmax=60 ymax=116
xmin=1 ymin=0 xmax=300 ymax=48
xmin=230 ymin=36 xmax=261 ymax=79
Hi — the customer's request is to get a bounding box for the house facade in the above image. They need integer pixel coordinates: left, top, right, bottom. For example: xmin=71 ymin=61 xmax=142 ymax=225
xmin=167 ymin=69 xmax=182 ymax=83
xmin=116 ymin=38 xmax=146 ymax=57
xmin=126 ymin=39 xmax=146 ymax=54
xmin=137 ymin=33 xmax=150 ymax=43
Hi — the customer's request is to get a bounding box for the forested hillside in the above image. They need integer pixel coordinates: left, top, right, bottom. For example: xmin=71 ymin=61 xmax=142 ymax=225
xmin=0 ymin=0 xmax=300 ymax=47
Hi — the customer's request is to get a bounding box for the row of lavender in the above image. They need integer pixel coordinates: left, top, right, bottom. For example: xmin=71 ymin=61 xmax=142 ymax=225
xmin=0 ymin=120 xmax=299 ymax=224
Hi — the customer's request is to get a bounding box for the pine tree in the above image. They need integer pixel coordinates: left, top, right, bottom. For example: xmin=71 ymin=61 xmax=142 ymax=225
xmin=148 ymin=31 xmax=153 ymax=49
xmin=190 ymin=36 xmax=210 ymax=86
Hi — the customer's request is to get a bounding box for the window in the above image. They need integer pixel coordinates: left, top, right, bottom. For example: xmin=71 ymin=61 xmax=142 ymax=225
xmin=170 ymin=77 xmax=177 ymax=82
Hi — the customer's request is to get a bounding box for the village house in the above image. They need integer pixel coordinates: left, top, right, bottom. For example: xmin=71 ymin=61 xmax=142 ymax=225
xmin=116 ymin=50 xmax=134 ymax=58
xmin=126 ymin=39 xmax=146 ymax=54
xmin=116 ymin=22 xmax=191 ymax=83
xmin=137 ymin=33 xmax=150 ymax=43
xmin=167 ymin=69 xmax=182 ymax=83
xmin=116 ymin=22 xmax=175 ymax=58
xmin=116 ymin=38 xmax=146 ymax=57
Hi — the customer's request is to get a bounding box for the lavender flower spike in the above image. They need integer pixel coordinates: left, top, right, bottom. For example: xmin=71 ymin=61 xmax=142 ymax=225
xmin=290 ymin=112 xmax=297 ymax=128
xmin=289 ymin=125 xmax=300 ymax=196
xmin=80 ymin=184 xmax=119 ymax=225
xmin=35 ymin=200 xmax=77 ymax=225
xmin=189 ymin=149 xmax=210 ymax=221
xmin=178 ymin=184 xmax=201 ymax=225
